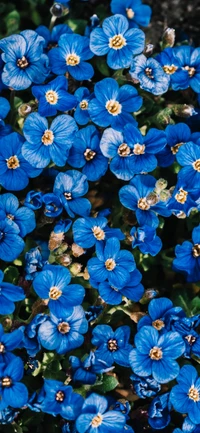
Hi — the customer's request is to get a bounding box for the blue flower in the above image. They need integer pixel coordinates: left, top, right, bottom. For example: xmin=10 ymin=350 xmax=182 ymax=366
xmin=129 ymin=325 xmax=185 ymax=383
xmin=85 ymin=306 xmax=103 ymax=323
xmin=24 ymin=190 xmax=43 ymax=210
xmin=173 ymin=225 xmax=200 ymax=282
xmin=0 ymin=193 xmax=36 ymax=237
xmin=53 ymin=170 xmax=91 ymax=218
xmin=100 ymin=124 xmax=166 ymax=180
xmin=176 ymin=142 xmax=200 ymax=189
xmin=33 ymin=264 xmax=85 ymax=316
xmin=70 ymin=351 xmax=112 ymax=385
xmin=54 ymin=219 xmax=72 ymax=234
xmin=90 ymin=14 xmax=145 ymax=70
xmin=36 ymin=24 xmax=72 ymax=50
xmin=156 ymin=123 xmax=193 ymax=168
xmin=0 ymin=270 xmax=25 ymax=314
xmin=167 ymin=183 xmax=198 ymax=218
xmin=85 ymin=14 xmax=100 ymax=37
xmin=170 ymin=365 xmax=200 ymax=425
xmin=119 ymin=174 xmax=171 ymax=228
xmin=87 ymin=237 xmax=135 ymax=288
xmin=41 ymin=379 xmax=83 ymax=419
xmin=130 ymin=55 xmax=170 ymax=95
xmin=22 ymin=313 xmax=48 ymax=356
xmin=76 ymin=393 xmax=126 ymax=433
xmin=49 ymin=33 xmax=94 ymax=80
xmin=0 ymin=97 xmax=10 ymax=120
xmin=91 ymin=324 xmax=132 ymax=367
xmin=0 ymin=356 xmax=28 ymax=409
xmin=130 ymin=373 xmax=161 ymax=399
xmin=68 ymin=126 xmax=108 ymax=181
xmin=137 ymin=297 xmax=185 ymax=332
xmin=156 ymin=47 xmax=182 ymax=86
xmin=0 ymin=220 xmax=25 ymax=263
xmin=130 ymin=225 xmax=162 ymax=256
xmin=0 ymin=30 xmax=49 ymax=90
xmin=38 ymin=307 xmax=88 ymax=354
xmin=32 ymin=76 xmax=77 ymax=117
xmin=88 ymin=78 xmax=142 ymax=129
xmin=42 ymin=193 xmax=63 ymax=217
xmin=0 ymin=324 xmax=24 ymax=363
xmin=73 ymin=216 xmax=124 ymax=249
xmin=172 ymin=317 xmax=200 ymax=359
xmin=0 ymin=132 xmax=42 ymax=191
xmin=74 ymin=87 xmax=93 ymax=126
xmin=25 ymin=247 xmax=48 ymax=281
xmin=22 ymin=112 xmax=78 ymax=169
xmin=97 ymin=269 xmax=144 ymax=305
xmin=148 ymin=392 xmax=171 ymax=429
xmin=171 ymin=46 xmax=200 ymax=92
xmin=110 ymin=0 xmax=152 ymax=28
xmin=0 ymin=407 xmax=19 ymax=424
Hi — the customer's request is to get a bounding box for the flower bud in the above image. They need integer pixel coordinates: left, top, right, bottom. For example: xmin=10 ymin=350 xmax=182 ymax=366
xmin=18 ymin=102 xmax=37 ymax=117
xmin=173 ymin=104 xmax=197 ymax=118
xmin=71 ymin=243 xmax=85 ymax=257
xmin=48 ymin=231 xmax=64 ymax=251
xmin=162 ymin=28 xmax=175 ymax=48
xmin=50 ymin=3 xmax=64 ymax=17
xmin=70 ymin=262 xmax=82 ymax=276
xmin=140 ymin=289 xmax=158 ymax=304
xmin=143 ymin=44 xmax=154 ymax=56
xmin=155 ymin=178 xmax=168 ymax=193
xmin=57 ymin=254 xmax=72 ymax=267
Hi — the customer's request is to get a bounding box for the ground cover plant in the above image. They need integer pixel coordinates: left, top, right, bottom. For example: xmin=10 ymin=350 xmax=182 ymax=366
xmin=0 ymin=0 xmax=199 ymax=431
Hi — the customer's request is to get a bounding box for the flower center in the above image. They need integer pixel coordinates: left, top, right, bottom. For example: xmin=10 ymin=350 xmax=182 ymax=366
xmin=171 ymin=142 xmax=184 ymax=155
xmin=152 ymin=319 xmax=165 ymax=331
xmin=109 ymin=34 xmax=126 ymax=50
xmin=92 ymin=226 xmax=105 ymax=240
xmin=163 ymin=65 xmax=178 ymax=74
xmin=133 ymin=144 xmax=145 ymax=155
xmin=126 ymin=8 xmax=135 ymax=19
xmin=42 ymin=130 xmax=54 ymax=146
xmin=57 ymin=322 xmax=70 ymax=334
xmin=184 ymin=66 xmax=196 ymax=77
xmin=66 ymin=54 xmax=80 ymax=66
xmin=64 ymin=192 xmax=72 ymax=200
xmin=192 ymin=244 xmax=200 ymax=258
xmin=91 ymin=414 xmax=103 ymax=427
xmin=6 ymin=155 xmax=20 ymax=169
xmin=145 ymin=68 xmax=154 ymax=79
xmin=175 ymin=188 xmax=188 ymax=204
xmin=108 ymin=338 xmax=118 ymax=352
xmin=149 ymin=346 xmax=163 ymax=360
xmin=185 ymin=335 xmax=197 ymax=345
xmin=106 ymin=100 xmax=122 ymax=116
xmin=188 ymin=386 xmax=199 ymax=402
xmin=105 ymin=258 xmax=116 ymax=271
xmin=118 ymin=143 xmax=131 ymax=157
xmin=49 ymin=286 xmax=62 ymax=300
xmin=80 ymin=100 xmax=88 ymax=110
xmin=45 ymin=90 xmax=58 ymax=105
xmin=0 ymin=343 xmax=5 ymax=353
xmin=193 ymin=159 xmax=200 ymax=172
xmin=137 ymin=197 xmax=150 ymax=210
xmin=56 ymin=390 xmax=65 ymax=402
xmin=84 ymin=149 xmax=96 ymax=161
xmin=17 ymin=56 xmax=29 ymax=69
xmin=2 ymin=377 xmax=12 ymax=387
xmin=7 ymin=214 xmax=14 ymax=220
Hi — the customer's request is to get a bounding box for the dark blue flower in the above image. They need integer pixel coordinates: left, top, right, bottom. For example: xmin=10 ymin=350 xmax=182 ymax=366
xmin=53 ymin=170 xmax=91 ymax=218
xmin=49 ymin=33 xmax=94 ymax=80
xmin=22 ymin=313 xmax=48 ymax=356
xmin=0 ymin=407 xmax=19 ymax=424
xmin=171 ymin=46 xmax=200 ymax=93
xmin=137 ymin=297 xmax=185 ymax=332
xmin=130 ymin=55 xmax=170 ymax=95
xmin=172 ymin=316 xmax=200 ymax=359
xmin=0 ymin=193 xmax=36 ymax=237
xmin=42 ymin=193 xmax=63 ymax=217
xmin=130 ymin=373 xmax=161 ymax=399
xmin=91 ymin=324 xmax=132 ymax=367
xmin=0 ymin=97 xmax=10 ymax=120
xmin=0 ymin=270 xmax=25 ymax=314
xmin=88 ymin=78 xmax=142 ymax=129
xmin=129 ymin=325 xmax=185 ymax=383
xmin=22 ymin=112 xmax=78 ymax=169
xmin=32 ymin=76 xmax=77 ymax=117
xmin=0 ymin=132 xmax=42 ymax=191
xmin=73 ymin=216 xmax=124 ymax=249
xmin=100 ymin=124 xmax=166 ymax=180
xmin=156 ymin=47 xmax=182 ymax=86
xmin=111 ymin=0 xmax=152 ymax=28
xmin=97 ymin=269 xmax=144 ymax=305
xmin=148 ymin=392 xmax=171 ymax=429
xmin=36 ymin=24 xmax=72 ymax=50
xmin=0 ymin=30 xmax=49 ymax=90
xmin=0 ymin=324 xmax=24 ymax=362
xmin=70 ymin=351 xmax=112 ymax=384
xmin=176 ymin=142 xmax=200 ymax=189
xmin=85 ymin=306 xmax=103 ymax=323
xmin=25 ymin=247 xmax=48 ymax=281
xmin=167 ymin=183 xmax=198 ymax=218
xmin=0 ymin=356 xmax=28 ymax=409
xmin=90 ymin=14 xmax=145 ymax=70
xmin=170 ymin=365 xmax=200 ymax=425
xmin=68 ymin=126 xmax=108 ymax=181
xmin=0 ymin=220 xmax=25 ymax=263
xmin=130 ymin=225 xmax=162 ymax=256
xmin=41 ymin=379 xmax=83 ymax=419
xmin=74 ymin=87 xmax=93 ymax=126
xmin=85 ymin=14 xmax=100 ymax=38
xmin=24 ymin=190 xmax=44 ymax=210
xmin=38 ymin=307 xmax=88 ymax=354
xmin=33 ymin=264 xmax=85 ymax=316
xmin=119 ymin=174 xmax=171 ymax=228
xmin=87 ymin=237 xmax=135 ymax=288
xmin=156 ymin=123 xmax=193 ymax=168
xmin=173 ymin=225 xmax=200 ymax=282
xmin=76 ymin=393 xmax=126 ymax=433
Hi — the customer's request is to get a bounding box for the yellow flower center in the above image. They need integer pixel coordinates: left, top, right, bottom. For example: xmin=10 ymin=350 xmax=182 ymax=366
xmin=107 ymin=338 xmax=118 ymax=352
xmin=92 ymin=226 xmax=105 ymax=240
xmin=152 ymin=319 xmax=165 ymax=331
xmin=188 ymin=386 xmax=199 ymax=402
xmin=118 ymin=143 xmax=131 ymax=157
xmin=184 ymin=66 xmax=196 ymax=77
xmin=133 ymin=144 xmax=145 ymax=155
xmin=6 ymin=156 xmax=20 ymax=169
xmin=193 ymin=244 xmax=200 ymax=258
xmin=171 ymin=142 xmax=184 ymax=155
xmin=17 ymin=56 xmax=29 ymax=69
xmin=193 ymin=159 xmax=200 ymax=172
xmin=42 ymin=130 xmax=54 ymax=146
xmin=175 ymin=188 xmax=188 ymax=204
xmin=56 ymin=391 xmax=65 ymax=402
xmin=105 ymin=258 xmax=116 ymax=271
xmin=57 ymin=322 xmax=70 ymax=334
xmin=106 ymin=100 xmax=122 ymax=116
xmin=126 ymin=8 xmax=135 ymax=19
xmin=149 ymin=346 xmax=163 ymax=360
xmin=7 ymin=214 xmax=14 ymax=220
xmin=163 ymin=65 xmax=178 ymax=74
xmin=91 ymin=414 xmax=103 ymax=427
xmin=84 ymin=149 xmax=96 ymax=161
xmin=2 ymin=377 xmax=12 ymax=387
xmin=137 ymin=197 xmax=150 ymax=210
xmin=109 ymin=34 xmax=126 ymax=50
xmin=45 ymin=90 xmax=58 ymax=105
xmin=66 ymin=54 xmax=80 ymax=66
xmin=49 ymin=286 xmax=62 ymax=300
xmin=80 ymin=100 xmax=88 ymax=110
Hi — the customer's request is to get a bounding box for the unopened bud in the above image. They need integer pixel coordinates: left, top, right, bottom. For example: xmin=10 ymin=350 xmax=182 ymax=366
xmin=159 ymin=190 xmax=171 ymax=202
xmin=48 ymin=231 xmax=64 ymax=251
xmin=70 ymin=262 xmax=82 ymax=276
xmin=143 ymin=44 xmax=154 ymax=56
xmin=155 ymin=178 xmax=168 ymax=193
xmin=173 ymin=104 xmax=197 ymax=118
xmin=18 ymin=101 xmax=37 ymax=117
xmin=156 ymin=108 xmax=174 ymax=125
xmin=130 ymin=312 xmax=146 ymax=323
xmin=50 ymin=3 xmax=64 ymax=17
xmin=140 ymin=288 xmax=158 ymax=304
xmin=71 ymin=243 xmax=85 ymax=257
xmin=146 ymin=192 xmax=159 ymax=206
xmin=162 ymin=28 xmax=175 ymax=48
xmin=57 ymin=254 xmax=72 ymax=267
xmin=83 ymin=267 xmax=90 ymax=281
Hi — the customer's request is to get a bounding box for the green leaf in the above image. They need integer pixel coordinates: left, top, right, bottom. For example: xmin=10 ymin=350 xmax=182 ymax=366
xmin=66 ymin=19 xmax=87 ymax=35
xmin=5 ymin=10 xmax=20 ymax=35
xmin=93 ymin=374 xmax=119 ymax=393
xmin=3 ymin=266 xmax=19 ymax=284
xmin=96 ymin=57 xmax=110 ymax=77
